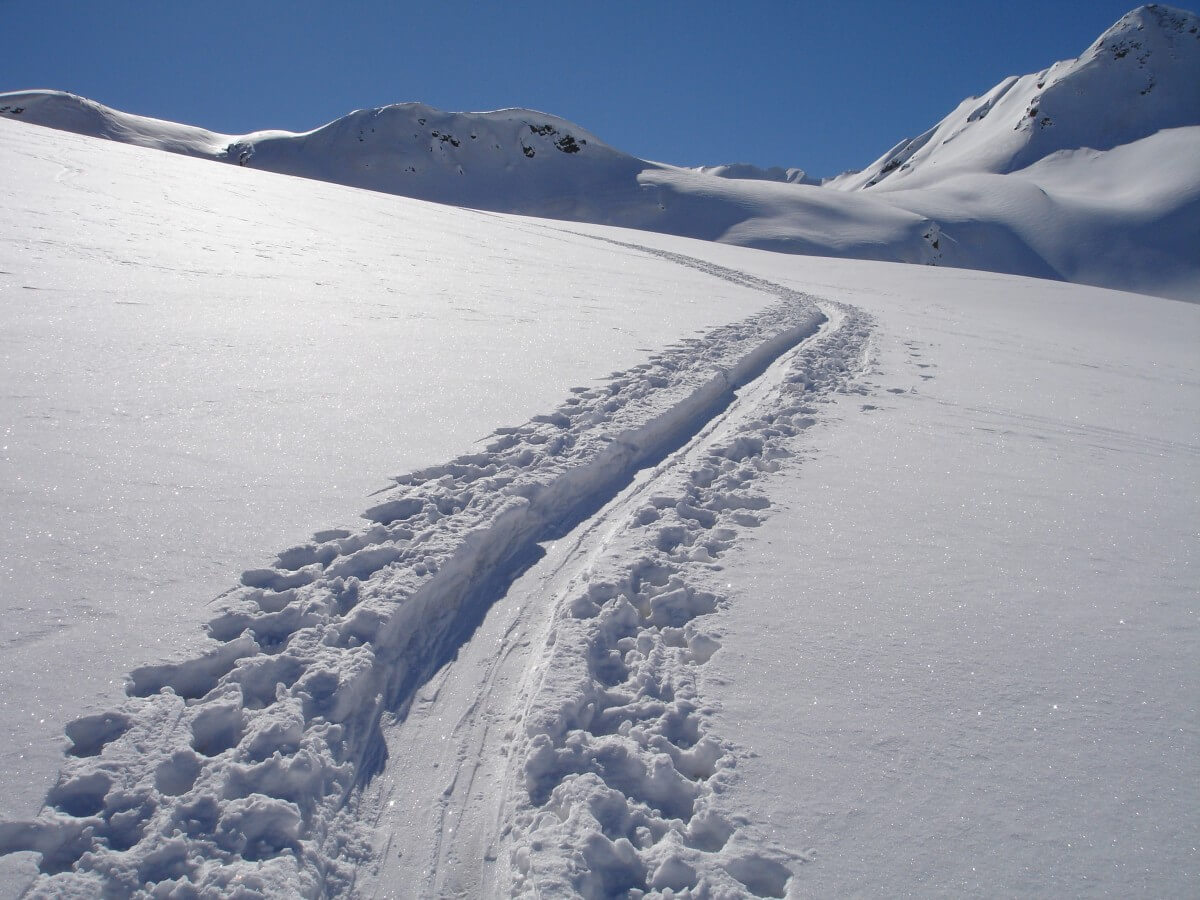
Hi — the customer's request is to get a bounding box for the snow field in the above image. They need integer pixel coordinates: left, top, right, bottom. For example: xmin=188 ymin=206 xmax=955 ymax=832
xmin=607 ymin=238 xmax=1200 ymax=896
xmin=0 ymin=239 xmax=828 ymax=894
xmin=0 ymin=117 xmax=778 ymax=894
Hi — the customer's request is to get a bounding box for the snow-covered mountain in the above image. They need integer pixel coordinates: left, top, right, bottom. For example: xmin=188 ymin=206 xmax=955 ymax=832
xmin=828 ymin=3 xmax=1200 ymax=191
xmin=2 ymin=5 xmax=1198 ymax=299
xmin=0 ymin=91 xmax=652 ymax=220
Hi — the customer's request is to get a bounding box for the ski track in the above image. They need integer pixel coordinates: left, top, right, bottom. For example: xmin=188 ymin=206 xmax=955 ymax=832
xmin=0 ymin=238 xmax=872 ymax=898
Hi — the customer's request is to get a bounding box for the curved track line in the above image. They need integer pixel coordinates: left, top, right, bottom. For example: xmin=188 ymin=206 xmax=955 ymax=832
xmin=0 ymin=242 xmax=837 ymax=898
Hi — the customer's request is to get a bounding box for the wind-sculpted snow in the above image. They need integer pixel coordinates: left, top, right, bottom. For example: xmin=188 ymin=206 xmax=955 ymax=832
xmin=0 ymin=250 xmax=830 ymax=896
xmin=690 ymin=163 xmax=816 ymax=185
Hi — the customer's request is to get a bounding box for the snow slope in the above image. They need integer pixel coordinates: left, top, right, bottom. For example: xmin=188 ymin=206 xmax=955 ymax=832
xmin=690 ymin=164 xmax=816 ymax=186
xmin=0 ymin=90 xmax=651 ymax=222
xmin=1 ymin=102 xmax=1197 ymax=897
xmin=2 ymin=5 xmax=1198 ymax=300
xmin=872 ymin=126 xmax=1200 ymax=299
xmin=0 ymin=117 xmax=776 ymax=895
xmin=599 ymin=236 xmax=1200 ymax=896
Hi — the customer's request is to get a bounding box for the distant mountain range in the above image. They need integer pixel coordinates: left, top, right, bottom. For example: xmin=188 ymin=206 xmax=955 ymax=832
xmin=3 ymin=4 xmax=1197 ymax=300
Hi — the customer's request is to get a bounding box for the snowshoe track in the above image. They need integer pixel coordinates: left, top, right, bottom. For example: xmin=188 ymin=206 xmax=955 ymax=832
xmin=0 ymin=243 xmax=876 ymax=897
xmin=505 ymin=284 xmax=873 ymax=898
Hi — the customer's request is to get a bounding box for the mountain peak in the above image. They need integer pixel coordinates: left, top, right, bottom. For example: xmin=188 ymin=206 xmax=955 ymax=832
xmin=1082 ymin=4 xmax=1200 ymax=72
xmin=1092 ymin=4 xmax=1200 ymax=44
xmin=829 ymin=4 xmax=1199 ymax=192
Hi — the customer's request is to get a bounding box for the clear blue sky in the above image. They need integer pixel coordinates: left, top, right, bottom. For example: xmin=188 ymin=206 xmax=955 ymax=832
xmin=0 ymin=0 xmax=1157 ymax=177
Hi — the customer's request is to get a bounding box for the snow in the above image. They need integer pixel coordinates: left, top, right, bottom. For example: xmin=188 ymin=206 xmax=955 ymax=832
xmin=617 ymin=242 xmax=1200 ymax=895
xmin=4 ymin=243 xmax=828 ymax=892
xmin=0 ymin=118 xmax=774 ymax=894
xmin=0 ymin=5 xmax=1197 ymax=896
xmin=689 ymin=164 xmax=816 ymax=186
xmin=829 ymin=4 xmax=1200 ymax=191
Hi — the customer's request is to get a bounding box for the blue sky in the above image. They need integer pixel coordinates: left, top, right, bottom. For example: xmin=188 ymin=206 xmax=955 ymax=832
xmin=0 ymin=0 xmax=1151 ymax=177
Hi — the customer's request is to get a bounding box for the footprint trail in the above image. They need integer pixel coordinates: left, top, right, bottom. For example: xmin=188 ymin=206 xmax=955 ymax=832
xmin=0 ymin=242 xmax=874 ymax=898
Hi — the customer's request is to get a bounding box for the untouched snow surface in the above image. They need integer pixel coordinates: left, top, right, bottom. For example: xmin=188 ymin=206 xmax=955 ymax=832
xmin=1 ymin=89 xmax=1198 ymax=897
xmin=3 ymin=6 xmax=1199 ymax=301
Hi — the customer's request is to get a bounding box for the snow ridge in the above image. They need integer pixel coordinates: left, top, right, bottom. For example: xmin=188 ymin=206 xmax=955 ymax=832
xmin=831 ymin=3 xmax=1200 ymax=191
xmin=0 ymin=92 xmax=650 ymax=220
xmin=691 ymin=164 xmax=817 ymax=185
xmin=0 ymin=251 xmax=826 ymax=896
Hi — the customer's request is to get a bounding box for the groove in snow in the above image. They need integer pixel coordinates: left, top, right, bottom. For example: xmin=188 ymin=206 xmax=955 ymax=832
xmin=503 ymin=293 xmax=873 ymax=898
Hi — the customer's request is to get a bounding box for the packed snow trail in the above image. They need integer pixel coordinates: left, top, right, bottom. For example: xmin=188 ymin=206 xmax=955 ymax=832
xmin=499 ymin=290 xmax=873 ymax=897
xmin=0 ymin=240 xmax=881 ymax=896
xmin=351 ymin=285 xmax=872 ymax=897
